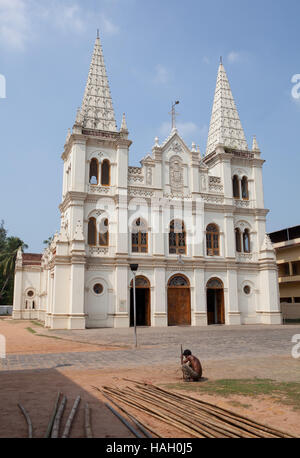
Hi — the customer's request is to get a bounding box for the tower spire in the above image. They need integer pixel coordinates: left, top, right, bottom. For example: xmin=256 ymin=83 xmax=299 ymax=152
xmin=205 ymin=61 xmax=248 ymax=155
xmin=77 ymin=34 xmax=117 ymax=132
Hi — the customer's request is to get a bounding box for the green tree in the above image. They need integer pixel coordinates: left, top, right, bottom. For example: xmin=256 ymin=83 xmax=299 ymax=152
xmin=0 ymin=222 xmax=28 ymax=305
xmin=43 ymin=235 xmax=54 ymax=247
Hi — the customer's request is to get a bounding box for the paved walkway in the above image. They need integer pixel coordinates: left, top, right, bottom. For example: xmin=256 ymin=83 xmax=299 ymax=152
xmin=1 ymin=324 xmax=300 ymax=374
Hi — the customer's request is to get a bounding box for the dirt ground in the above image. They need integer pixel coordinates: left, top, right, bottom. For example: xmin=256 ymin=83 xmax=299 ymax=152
xmin=0 ymin=319 xmax=300 ymax=438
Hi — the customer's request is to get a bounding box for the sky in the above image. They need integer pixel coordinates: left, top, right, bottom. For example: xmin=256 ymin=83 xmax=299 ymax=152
xmin=0 ymin=0 xmax=299 ymax=252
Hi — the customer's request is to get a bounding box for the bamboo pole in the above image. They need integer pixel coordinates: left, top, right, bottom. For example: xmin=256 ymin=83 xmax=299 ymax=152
xmin=102 ymin=387 xmax=213 ymax=438
xmin=18 ymin=404 xmax=33 ymax=438
xmin=145 ymin=384 xmax=293 ymax=438
xmin=51 ymin=395 xmax=67 ymax=438
xmin=104 ymin=384 xmax=290 ymax=439
xmin=62 ymin=395 xmax=81 ymax=438
xmin=99 ymin=387 xmax=203 ymax=437
xmin=134 ymin=386 xmax=253 ymax=438
xmin=105 ymin=402 xmax=143 ymax=438
xmin=44 ymin=392 xmax=61 ymax=438
xmin=121 ymin=387 xmax=243 ymax=438
xmin=138 ymin=385 xmax=267 ymax=437
xmin=103 ymin=393 xmax=155 ymax=438
xmin=137 ymin=385 xmax=266 ymax=438
xmin=85 ymin=403 xmax=93 ymax=438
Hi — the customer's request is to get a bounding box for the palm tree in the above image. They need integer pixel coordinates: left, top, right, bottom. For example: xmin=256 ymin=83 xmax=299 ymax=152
xmin=43 ymin=235 xmax=54 ymax=247
xmin=0 ymin=237 xmax=28 ymax=302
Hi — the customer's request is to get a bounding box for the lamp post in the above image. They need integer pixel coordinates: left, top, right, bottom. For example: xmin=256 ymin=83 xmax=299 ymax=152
xmin=130 ymin=264 xmax=138 ymax=348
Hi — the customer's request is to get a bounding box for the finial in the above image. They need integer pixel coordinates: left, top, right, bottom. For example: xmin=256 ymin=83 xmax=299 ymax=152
xmin=191 ymin=142 xmax=196 ymax=152
xmin=252 ymin=135 xmax=260 ymax=151
xmin=120 ymin=112 xmax=128 ymax=133
xmin=220 ymin=56 xmax=223 ymax=65
xmin=154 ymin=136 xmax=159 ymax=147
xmin=97 ymin=29 xmax=100 ymax=39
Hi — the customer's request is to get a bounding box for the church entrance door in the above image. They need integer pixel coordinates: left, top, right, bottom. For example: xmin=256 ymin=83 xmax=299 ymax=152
xmin=206 ymin=278 xmax=225 ymax=325
xmin=167 ymin=275 xmax=191 ymax=326
xmin=130 ymin=276 xmax=151 ymax=327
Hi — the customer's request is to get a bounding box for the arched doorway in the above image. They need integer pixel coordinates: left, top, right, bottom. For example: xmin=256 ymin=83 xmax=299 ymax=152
xmin=206 ymin=278 xmax=225 ymax=325
xmin=167 ymin=274 xmax=191 ymax=326
xmin=130 ymin=276 xmax=151 ymax=327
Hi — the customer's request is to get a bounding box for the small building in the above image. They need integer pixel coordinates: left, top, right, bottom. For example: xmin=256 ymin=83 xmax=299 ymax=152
xmin=269 ymin=226 xmax=300 ymax=321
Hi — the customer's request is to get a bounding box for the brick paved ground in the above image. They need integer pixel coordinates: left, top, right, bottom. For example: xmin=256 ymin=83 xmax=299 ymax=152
xmin=1 ymin=321 xmax=300 ymax=380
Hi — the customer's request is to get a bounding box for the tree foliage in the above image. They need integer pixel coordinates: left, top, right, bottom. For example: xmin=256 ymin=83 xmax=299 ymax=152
xmin=0 ymin=221 xmax=28 ymax=305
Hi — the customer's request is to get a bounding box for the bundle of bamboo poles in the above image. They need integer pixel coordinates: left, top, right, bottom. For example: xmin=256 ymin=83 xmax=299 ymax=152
xmin=99 ymin=382 xmax=295 ymax=439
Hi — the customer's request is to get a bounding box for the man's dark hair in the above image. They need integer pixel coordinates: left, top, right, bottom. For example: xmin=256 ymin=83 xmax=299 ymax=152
xmin=183 ymin=349 xmax=192 ymax=356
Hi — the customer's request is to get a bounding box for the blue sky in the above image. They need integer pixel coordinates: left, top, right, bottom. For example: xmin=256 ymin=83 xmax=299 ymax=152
xmin=0 ymin=0 xmax=299 ymax=252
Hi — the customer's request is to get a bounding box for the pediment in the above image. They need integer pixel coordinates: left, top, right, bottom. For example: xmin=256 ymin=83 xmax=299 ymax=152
xmin=160 ymin=130 xmax=191 ymax=159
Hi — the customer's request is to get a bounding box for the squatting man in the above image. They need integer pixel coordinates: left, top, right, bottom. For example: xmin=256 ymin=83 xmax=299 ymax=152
xmin=181 ymin=349 xmax=203 ymax=382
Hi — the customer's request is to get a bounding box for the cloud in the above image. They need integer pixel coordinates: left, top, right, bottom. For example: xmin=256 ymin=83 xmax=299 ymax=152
xmin=227 ymin=51 xmax=241 ymax=63
xmin=52 ymin=3 xmax=85 ymax=32
xmin=153 ymin=64 xmax=169 ymax=84
xmin=100 ymin=15 xmax=119 ymax=35
xmin=159 ymin=121 xmax=200 ymax=138
xmin=0 ymin=0 xmax=31 ymax=50
xmin=0 ymin=0 xmax=119 ymax=51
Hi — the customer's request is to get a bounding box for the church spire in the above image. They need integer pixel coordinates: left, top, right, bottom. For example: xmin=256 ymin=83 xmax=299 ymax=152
xmin=77 ymin=33 xmax=117 ymax=132
xmin=206 ymin=61 xmax=248 ymax=155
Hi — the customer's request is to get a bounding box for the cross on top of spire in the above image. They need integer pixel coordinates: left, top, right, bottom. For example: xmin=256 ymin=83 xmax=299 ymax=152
xmin=169 ymin=100 xmax=180 ymax=130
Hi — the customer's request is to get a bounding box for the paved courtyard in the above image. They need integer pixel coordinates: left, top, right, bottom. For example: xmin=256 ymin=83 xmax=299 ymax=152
xmin=1 ymin=322 xmax=300 ymax=377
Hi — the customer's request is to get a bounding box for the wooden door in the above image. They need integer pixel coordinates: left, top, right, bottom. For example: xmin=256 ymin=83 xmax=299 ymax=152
xmin=217 ymin=290 xmax=225 ymax=324
xmin=168 ymin=288 xmax=191 ymax=326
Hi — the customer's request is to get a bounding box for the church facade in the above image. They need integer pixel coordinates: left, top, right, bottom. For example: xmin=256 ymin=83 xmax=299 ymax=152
xmin=12 ymin=36 xmax=281 ymax=329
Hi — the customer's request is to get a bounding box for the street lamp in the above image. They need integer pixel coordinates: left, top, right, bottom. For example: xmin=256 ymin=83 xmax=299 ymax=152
xmin=130 ymin=264 xmax=138 ymax=348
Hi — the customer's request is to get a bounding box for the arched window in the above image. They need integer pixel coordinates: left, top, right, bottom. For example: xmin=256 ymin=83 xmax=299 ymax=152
xmin=243 ymin=229 xmax=251 ymax=253
xmin=235 ymin=228 xmax=242 ymax=252
xmin=232 ymin=175 xmax=240 ymax=199
xmin=206 ymin=224 xmax=220 ymax=256
xmin=88 ymin=217 xmax=97 ymax=246
xmin=241 ymin=176 xmax=249 ymax=200
xmin=99 ymin=218 xmax=109 ymax=246
xmin=169 ymin=220 xmax=186 ymax=254
xmin=101 ymin=160 xmax=110 ymax=186
xmin=89 ymin=158 xmax=99 ymax=185
xmin=206 ymin=278 xmax=223 ymax=289
xmin=132 ymin=218 xmax=148 ymax=253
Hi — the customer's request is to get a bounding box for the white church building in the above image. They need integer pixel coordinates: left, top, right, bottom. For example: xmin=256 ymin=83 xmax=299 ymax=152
xmin=13 ymin=36 xmax=281 ymax=329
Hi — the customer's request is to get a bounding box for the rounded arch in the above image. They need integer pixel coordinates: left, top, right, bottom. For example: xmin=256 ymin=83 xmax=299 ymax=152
xmin=206 ymin=277 xmax=225 ymax=325
xmin=101 ymin=159 xmax=111 ymax=186
xmin=241 ymin=176 xmax=249 ymax=200
xmin=130 ymin=275 xmax=150 ymax=288
xmin=206 ymin=223 xmax=220 ymax=256
xmin=131 ymin=218 xmax=148 ymax=253
xmin=88 ymin=217 xmax=97 ymax=246
xmin=169 ymin=219 xmax=186 ymax=255
xmin=130 ymin=275 xmax=151 ymax=327
xmin=89 ymin=158 xmax=99 ymax=185
xmin=167 ymin=273 xmax=191 ymax=325
xmin=206 ymin=277 xmax=224 ymax=289
xmin=235 ymin=227 xmax=242 ymax=253
xmin=99 ymin=217 xmax=109 ymax=246
xmin=232 ymin=174 xmax=240 ymax=198
xmin=168 ymin=273 xmax=190 ymax=287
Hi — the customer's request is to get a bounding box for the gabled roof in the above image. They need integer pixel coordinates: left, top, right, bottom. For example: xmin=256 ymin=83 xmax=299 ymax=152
xmin=206 ymin=62 xmax=248 ymax=155
xmin=159 ymin=127 xmax=191 ymax=155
